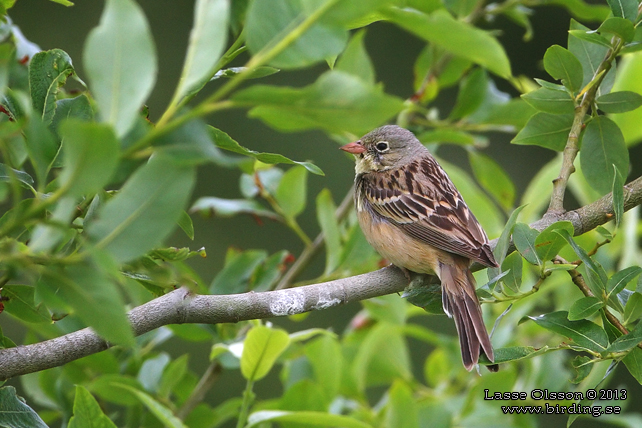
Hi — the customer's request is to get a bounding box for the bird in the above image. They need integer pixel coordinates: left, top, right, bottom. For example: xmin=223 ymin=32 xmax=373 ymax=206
xmin=340 ymin=125 xmax=498 ymax=372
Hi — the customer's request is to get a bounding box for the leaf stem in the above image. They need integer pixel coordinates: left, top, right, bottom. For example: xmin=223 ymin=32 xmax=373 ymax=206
xmin=236 ymin=379 xmax=255 ymax=428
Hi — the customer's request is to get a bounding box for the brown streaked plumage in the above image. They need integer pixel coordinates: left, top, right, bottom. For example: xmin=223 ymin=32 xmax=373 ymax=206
xmin=341 ymin=125 xmax=498 ymax=372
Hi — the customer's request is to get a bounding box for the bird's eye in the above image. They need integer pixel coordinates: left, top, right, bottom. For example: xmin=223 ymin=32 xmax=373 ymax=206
xmin=375 ymin=141 xmax=390 ymax=152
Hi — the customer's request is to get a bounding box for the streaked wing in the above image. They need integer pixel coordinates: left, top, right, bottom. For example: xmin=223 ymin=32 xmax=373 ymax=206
xmin=358 ymin=156 xmax=497 ymax=267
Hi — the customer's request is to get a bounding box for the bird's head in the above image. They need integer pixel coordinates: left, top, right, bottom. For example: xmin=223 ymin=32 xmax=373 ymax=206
xmin=340 ymin=125 xmax=425 ymax=174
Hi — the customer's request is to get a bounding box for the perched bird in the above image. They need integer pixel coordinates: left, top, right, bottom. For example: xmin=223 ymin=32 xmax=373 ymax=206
xmin=340 ymin=125 xmax=498 ymax=371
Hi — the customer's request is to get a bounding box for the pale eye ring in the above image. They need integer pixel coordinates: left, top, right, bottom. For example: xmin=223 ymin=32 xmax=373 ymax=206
xmin=375 ymin=141 xmax=390 ymax=152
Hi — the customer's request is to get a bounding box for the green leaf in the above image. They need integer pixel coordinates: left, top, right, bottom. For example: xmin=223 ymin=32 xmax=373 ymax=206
xmin=556 ymin=229 xmax=607 ymax=295
xmin=610 ymin=52 xmax=642 ymax=145
xmin=549 ymin=0 xmax=609 ymax=21
xmin=23 ymin=117 xmax=57 ymax=189
xmin=177 ymin=210 xmax=194 ymax=240
xmin=568 ymin=297 xmax=603 ymax=321
xmin=606 ymin=321 xmax=642 ymax=353
xmin=84 ymin=0 xmax=157 ymax=137
xmin=570 ymin=355 xmax=593 ymax=384
xmin=209 ymin=126 xmax=324 ymax=175
xmin=501 ymin=251 xmax=523 ymax=292
xmin=403 ymin=282 xmax=444 ymax=315
xmin=443 ymin=0 xmax=477 ymax=17
xmin=512 ymin=223 xmax=541 ymax=266
xmin=88 ymin=375 xmax=143 ymax=406
xmin=488 ymin=205 xmax=526 ymax=282
xmin=487 ymin=346 xmax=550 ymax=364
xmin=568 ymin=20 xmax=614 ymax=96
xmin=521 ymin=87 xmax=575 ymax=114
xmin=605 ymin=0 xmax=638 ymax=22
xmin=624 ymin=293 xmax=642 ymax=324
xmin=247 ymin=410 xmax=372 ymax=428
xmin=28 ymin=48 xmax=75 ymax=124
xmin=305 ymin=335 xmax=343 ymax=400
xmin=611 ymin=165 xmax=624 ymax=228
xmin=88 ymin=155 xmax=196 ymax=263
xmin=449 ymin=68 xmax=488 ymax=120
xmin=598 ymin=17 xmax=635 ymax=42
xmin=138 ymin=353 xmax=170 ymax=393
xmin=58 ymin=120 xmax=120 ymax=197
xmin=38 ymin=255 xmax=135 ymax=346
xmin=416 ymin=129 xmax=476 ymax=146
xmin=0 ymin=386 xmax=48 ymax=428
xmin=28 ymin=196 xmax=77 ymax=253
xmin=210 ymin=249 xmax=267 ymax=294
xmin=158 ymin=354 xmax=189 ymax=399
xmin=1 ymin=285 xmax=50 ymax=323
xmin=316 ymin=189 xmax=341 ymax=274
xmin=597 ymin=91 xmax=642 ymax=113
xmin=50 ymin=94 xmax=94 ymax=132
xmin=275 ymin=166 xmax=307 ymax=218
xmin=529 ymin=311 xmax=609 ymax=352
xmin=0 ymin=164 xmax=35 ymax=189
xmin=386 ymin=380 xmax=419 ymax=428
xmin=241 ymin=325 xmax=291 ymax=381
xmin=68 ymin=386 xmax=118 ymax=428
xmin=623 ymin=347 xmax=642 ymax=383
xmin=607 ymin=266 xmax=641 ymax=299
xmin=567 ymin=30 xmax=612 ymax=49
xmin=175 ymin=0 xmax=229 ymax=99
xmin=335 ymin=30 xmax=374 ymax=84
xmin=352 ymin=323 xmax=411 ymax=391
xmin=543 ymin=45 xmax=583 ymax=93
xmin=245 ymin=0 xmax=348 ymax=69
xmin=579 ymin=116 xmax=629 ymax=195
xmin=468 ymin=151 xmax=515 ymax=211
xmin=533 ymin=221 xmax=573 ymax=261
xmin=191 ymin=197 xmax=278 ymax=220
xmin=152 ymin=119 xmax=225 ymax=166
xmin=233 ymin=70 xmax=404 ymax=135
xmin=511 ymin=113 xmax=574 ymax=151
xmin=279 ymin=380 xmax=327 ymax=412
xmin=383 ymin=8 xmax=511 ymax=78
xmin=253 ymin=250 xmax=290 ymax=292
xmin=112 ymin=383 xmax=187 ymax=428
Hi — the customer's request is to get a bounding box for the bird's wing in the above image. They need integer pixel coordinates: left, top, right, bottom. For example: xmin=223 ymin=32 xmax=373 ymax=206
xmin=358 ymin=156 xmax=498 ymax=267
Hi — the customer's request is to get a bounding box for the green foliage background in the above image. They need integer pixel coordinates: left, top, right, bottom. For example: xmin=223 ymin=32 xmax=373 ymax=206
xmin=1 ymin=0 xmax=642 ymax=427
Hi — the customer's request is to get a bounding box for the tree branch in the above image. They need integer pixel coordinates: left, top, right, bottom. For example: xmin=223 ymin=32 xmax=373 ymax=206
xmin=546 ymin=37 xmax=621 ymax=214
xmin=1 ymin=176 xmax=642 ymax=381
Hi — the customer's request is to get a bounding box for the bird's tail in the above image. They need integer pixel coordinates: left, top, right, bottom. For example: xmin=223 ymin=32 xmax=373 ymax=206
xmin=439 ymin=260 xmax=496 ymax=372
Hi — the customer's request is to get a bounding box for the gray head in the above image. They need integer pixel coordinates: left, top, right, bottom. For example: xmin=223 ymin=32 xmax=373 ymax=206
xmin=340 ymin=125 xmax=427 ymax=173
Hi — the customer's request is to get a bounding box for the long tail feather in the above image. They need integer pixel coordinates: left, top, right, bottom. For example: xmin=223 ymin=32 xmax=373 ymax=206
xmin=439 ymin=261 xmax=496 ymax=371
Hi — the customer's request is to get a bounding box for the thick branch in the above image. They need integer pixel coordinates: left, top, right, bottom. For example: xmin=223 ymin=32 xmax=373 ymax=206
xmin=0 ymin=267 xmax=408 ymax=380
xmin=1 ymin=176 xmax=642 ymax=380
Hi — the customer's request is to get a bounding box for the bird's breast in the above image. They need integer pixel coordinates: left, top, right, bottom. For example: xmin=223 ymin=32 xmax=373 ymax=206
xmin=356 ymin=207 xmax=441 ymax=275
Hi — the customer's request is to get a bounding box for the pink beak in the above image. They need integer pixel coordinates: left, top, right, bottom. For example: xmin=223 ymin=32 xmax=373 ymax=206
xmin=340 ymin=141 xmax=366 ymax=154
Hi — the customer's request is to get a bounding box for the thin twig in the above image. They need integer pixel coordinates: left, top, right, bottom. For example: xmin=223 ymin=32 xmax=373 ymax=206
xmin=176 ymin=362 xmax=222 ymax=419
xmin=555 ymin=256 xmax=642 ymax=351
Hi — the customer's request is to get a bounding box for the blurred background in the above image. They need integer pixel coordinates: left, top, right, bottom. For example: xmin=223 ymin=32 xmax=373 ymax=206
xmin=6 ymin=1 xmax=642 ymax=426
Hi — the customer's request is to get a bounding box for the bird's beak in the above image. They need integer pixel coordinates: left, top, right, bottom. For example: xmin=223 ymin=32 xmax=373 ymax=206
xmin=340 ymin=141 xmax=366 ymax=154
